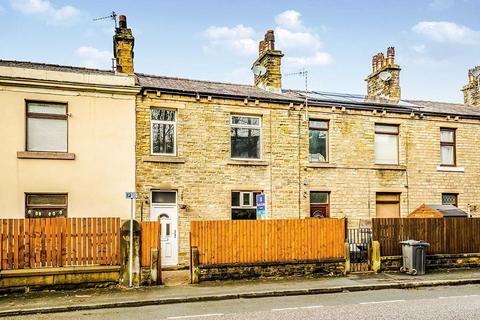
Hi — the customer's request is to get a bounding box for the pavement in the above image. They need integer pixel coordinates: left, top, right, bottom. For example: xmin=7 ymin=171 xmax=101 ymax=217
xmin=1 ymin=269 xmax=480 ymax=317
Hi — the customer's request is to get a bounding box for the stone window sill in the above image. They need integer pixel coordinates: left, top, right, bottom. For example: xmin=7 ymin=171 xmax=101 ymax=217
xmin=143 ymin=155 xmax=185 ymax=163
xmin=227 ymin=160 xmax=269 ymax=166
xmin=17 ymin=151 xmax=75 ymax=160
xmin=437 ymin=166 xmax=464 ymax=172
xmin=373 ymin=164 xmax=407 ymax=171
xmin=305 ymin=162 xmax=337 ymax=168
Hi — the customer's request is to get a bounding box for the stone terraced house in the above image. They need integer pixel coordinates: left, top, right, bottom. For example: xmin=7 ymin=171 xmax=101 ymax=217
xmin=2 ymin=15 xmax=480 ymax=267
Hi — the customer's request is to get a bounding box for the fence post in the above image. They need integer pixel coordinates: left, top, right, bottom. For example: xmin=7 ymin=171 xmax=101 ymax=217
xmin=120 ymin=220 xmax=141 ymax=287
xmin=344 ymin=242 xmax=350 ymax=274
xmin=191 ymin=246 xmax=200 ymax=284
xmin=371 ymin=240 xmax=381 ymax=272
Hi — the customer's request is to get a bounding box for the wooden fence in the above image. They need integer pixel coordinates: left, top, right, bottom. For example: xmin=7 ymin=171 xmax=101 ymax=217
xmin=372 ymin=218 xmax=480 ymax=256
xmin=190 ymin=219 xmax=346 ymax=265
xmin=140 ymin=221 xmax=160 ymax=268
xmin=0 ymin=218 xmax=120 ymax=270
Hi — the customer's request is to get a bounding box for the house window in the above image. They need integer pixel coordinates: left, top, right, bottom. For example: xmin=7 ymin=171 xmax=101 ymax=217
xmin=231 ymin=115 xmax=261 ymax=159
xmin=310 ymin=191 xmax=330 ymax=218
xmin=151 ymin=108 xmax=176 ymax=155
xmin=375 ymin=124 xmax=399 ymax=165
xmin=376 ymin=193 xmax=400 ymax=218
xmin=231 ymin=191 xmax=261 ymax=220
xmin=25 ymin=193 xmax=68 ymax=218
xmin=152 ymin=191 xmax=177 ymax=204
xmin=309 ymin=120 xmax=329 ymax=162
xmin=442 ymin=193 xmax=458 ymax=207
xmin=26 ymin=102 xmax=68 ymax=152
xmin=440 ymin=128 xmax=456 ymax=166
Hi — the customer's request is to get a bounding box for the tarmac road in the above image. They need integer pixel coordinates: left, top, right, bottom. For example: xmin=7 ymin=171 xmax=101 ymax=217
xmin=6 ymin=284 xmax=480 ymax=320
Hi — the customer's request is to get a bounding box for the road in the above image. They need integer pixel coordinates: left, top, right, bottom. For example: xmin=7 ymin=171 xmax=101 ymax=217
xmin=6 ymin=285 xmax=480 ymax=320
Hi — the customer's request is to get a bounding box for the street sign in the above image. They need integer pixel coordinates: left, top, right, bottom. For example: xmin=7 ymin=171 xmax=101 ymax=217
xmin=256 ymin=193 xmax=267 ymax=216
xmin=125 ymin=192 xmax=139 ymax=199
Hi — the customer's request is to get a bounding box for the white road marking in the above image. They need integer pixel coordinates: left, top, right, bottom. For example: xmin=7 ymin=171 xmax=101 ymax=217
xmin=359 ymin=300 xmax=405 ymax=305
xmin=300 ymin=305 xmax=324 ymax=309
xmin=167 ymin=314 xmax=224 ymax=319
xmin=439 ymin=295 xmax=480 ymax=299
xmin=271 ymin=307 xmax=299 ymax=312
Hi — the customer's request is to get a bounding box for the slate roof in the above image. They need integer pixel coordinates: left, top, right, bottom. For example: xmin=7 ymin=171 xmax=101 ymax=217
xmin=2 ymin=59 xmax=480 ymax=118
xmin=0 ymin=60 xmax=114 ymax=76
xmin=426 ymin=205 xmax=468 ymax=217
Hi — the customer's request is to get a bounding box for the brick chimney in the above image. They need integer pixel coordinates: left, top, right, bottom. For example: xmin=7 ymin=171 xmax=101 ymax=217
xmin=252 ymin=30 xmax=284 ymax=93
xmin=113 ymin=15 xmax=134 ymax=75
xmin=462 ymin=66 xmax=480 ymax=106
xmin=366 ymin=47 xmax=401 ymax=102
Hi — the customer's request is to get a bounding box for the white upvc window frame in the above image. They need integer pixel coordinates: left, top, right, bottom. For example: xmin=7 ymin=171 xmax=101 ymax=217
xmin=231 ymin=191 xmax=261 ymax=209
xmin=230 ymin=115 xmax=262 ymax=160
xmin=150 ymin=108 xmax=177 ymax=156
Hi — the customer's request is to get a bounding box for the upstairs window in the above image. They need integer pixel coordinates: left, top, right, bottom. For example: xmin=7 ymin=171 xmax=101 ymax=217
xmin=440 ymin=128 xmax=456 ymax=166
xmin=375 ymin=124 xmax=399 ymax=165
xmin=231 ymin=115 xmax=261 ymax=159
xmin=151 ymin=108 xmax=176 ymax=155
xmin=231 ymin=191 xmax=261 ymax=220
xmin=309 ymin=120 xmax=329 ymax=162
xmin=27 ymin=102 xmax=68 ymax=152
xmin=25 ymin=193 xmax=68 ymax=218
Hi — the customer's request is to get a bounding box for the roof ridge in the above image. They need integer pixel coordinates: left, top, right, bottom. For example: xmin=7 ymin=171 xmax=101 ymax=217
xmin=135 ymin=72 xmax=256 ymax=89
xmin=0 ymin=59 xmax=113 ymax=74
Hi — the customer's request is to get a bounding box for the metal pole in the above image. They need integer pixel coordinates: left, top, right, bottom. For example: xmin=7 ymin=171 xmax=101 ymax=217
xmin=129 ymin=198 xmax=134 ymax=287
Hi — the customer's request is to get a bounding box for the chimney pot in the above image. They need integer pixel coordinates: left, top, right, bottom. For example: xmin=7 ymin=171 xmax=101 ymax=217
xmin=264 ymin=30 xmax=275 ymax=51
xmin=119 ymin=15 xmax=127 ymax=28
xmin=387 ymin=47 xmax=395 ymax=65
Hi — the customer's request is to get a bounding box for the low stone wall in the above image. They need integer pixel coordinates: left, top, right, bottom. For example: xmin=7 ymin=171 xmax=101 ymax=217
xmin=381 ymin=253 xmax=480 ymax=271
xmin=0 ymin=266 xmax=120 ymax=293
xmin=197 ymin=259 xmax=345 ymax=282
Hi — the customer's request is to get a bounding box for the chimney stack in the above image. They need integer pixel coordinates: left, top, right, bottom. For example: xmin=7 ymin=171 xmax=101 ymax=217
xmin=113 ymin=15 xmax=134 ymax=75
xmin=366 ymin=47 xmax=401 ymax=102
xmin=462 ymin=66 xmax=480 ymax=106
xmin=252 ymin=30 xmax=284 ymax=93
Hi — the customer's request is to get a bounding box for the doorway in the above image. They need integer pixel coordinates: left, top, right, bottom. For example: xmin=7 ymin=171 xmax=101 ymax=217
xmin=151 ymin=191 xmax=178 ymax=266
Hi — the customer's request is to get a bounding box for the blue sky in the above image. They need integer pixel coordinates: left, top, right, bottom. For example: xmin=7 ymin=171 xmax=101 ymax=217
xmin=1 ymin=0 xmax=479 ymax=103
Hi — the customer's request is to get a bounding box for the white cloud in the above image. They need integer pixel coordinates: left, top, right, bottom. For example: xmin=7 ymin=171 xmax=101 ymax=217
xmin=284 ymin=52 xmax=333 ymax=68
xmin=274 ymin=10 xmax=304 ymax=31
xmin=275 ymin=27 xmax=322 ymax=50
xmin=10 ymin=0 xmax=81 ymax=25
xmin=413 ymin=21 xmax=480 ymax=44
xmin=201 ymin=9 xmax=333 ymax=68
xmin=412 ymin=44 xmax=426 ymax=54
xmin=75 ymin=46 xmax=112 ymax=69
xmin=203 ymin=25 xmax=257 ymax=56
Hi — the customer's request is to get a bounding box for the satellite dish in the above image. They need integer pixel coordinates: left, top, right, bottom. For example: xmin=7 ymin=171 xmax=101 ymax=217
xmin=252 ymin=65 xmax=267 ymax=76
xmin=379 ymin=71 xmax=392 ymax=82
xmin=472 ymin=69 xmax=480 ymax=78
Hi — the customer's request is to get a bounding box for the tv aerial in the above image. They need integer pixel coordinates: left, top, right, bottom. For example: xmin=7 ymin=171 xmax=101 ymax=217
xmin=252 ymin=65 xmax=267 ymax=76
xmin=93 ymin=11 xmax=118 ymax=28
xmin=379 ymin=71 xmax=392 ymax=82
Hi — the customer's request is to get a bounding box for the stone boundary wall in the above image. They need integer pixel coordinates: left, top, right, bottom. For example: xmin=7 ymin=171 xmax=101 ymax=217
xmin=381 ymin=253 xmax=480 ymax=271
xmin=197 ymin=259 xmax=345 ymax=281
xmin=0 ymin=266 xmax=120 ymax=293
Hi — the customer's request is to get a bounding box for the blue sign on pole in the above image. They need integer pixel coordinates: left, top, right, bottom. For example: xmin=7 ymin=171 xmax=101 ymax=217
xmin=256 ymin=193 xmax=266 ymax=216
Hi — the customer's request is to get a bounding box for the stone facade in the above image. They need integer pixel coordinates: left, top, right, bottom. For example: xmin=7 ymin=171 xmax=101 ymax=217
xmin=366 ymin=47 xmax=401 ymax=102
xmin=136 ymin=89 xmax=480 ymax=266
xmin=462 ymin=66 xmax=480 ymax=106
xmin=381 ymin=253 xmax=480 ymax=271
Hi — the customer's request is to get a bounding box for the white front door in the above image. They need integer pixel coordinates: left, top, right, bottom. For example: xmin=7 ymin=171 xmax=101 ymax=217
xmin=151 ymin=192 xmax=178 ymax=266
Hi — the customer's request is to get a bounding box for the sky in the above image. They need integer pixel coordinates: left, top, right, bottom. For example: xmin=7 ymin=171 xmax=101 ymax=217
xmin=1 ymin=0 xmax=479 ymax=103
